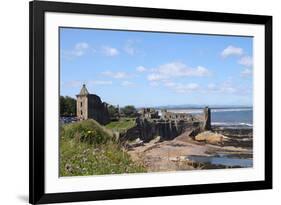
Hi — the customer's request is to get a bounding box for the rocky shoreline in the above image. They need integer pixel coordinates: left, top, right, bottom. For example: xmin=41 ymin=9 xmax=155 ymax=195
xmin=117 ymin=107 xmax=253 ymax=172
xmin=126 ymin=125 xmax=253 ymax=172
xmin=212 ymin=125 xmax=253 ymax=148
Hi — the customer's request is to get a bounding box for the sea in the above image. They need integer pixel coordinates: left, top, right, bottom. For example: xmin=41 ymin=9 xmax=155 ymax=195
xmin=164 ymin=107 xmax=254 ymax=168
xmin=161 ymin=107 xmax=253 ymax=129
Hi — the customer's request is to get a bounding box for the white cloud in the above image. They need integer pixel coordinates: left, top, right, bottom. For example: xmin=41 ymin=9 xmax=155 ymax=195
xmin=102 ymin=71 xmax=130 ymax=79
xmin=124 ymin=40 xmax=137 ymax=55
xmin=163 ymin=81 xmax=199 ymax=93
xmin=207 ymin=81 xmax=237 ymax=94
xmin=174 ymin=83 xmax=199 ymax=93
xmin=207 ymin=83 xmax=217 ymax=90
xmin=102 ymin=46 xmax=119 ymax=56
xmin=136 ymin=66 xmax=147 ymax=72
xmin=220 ymin=80 xmax=237 ymax=93
xmin=196 ymin=66 xmax=210 ymax=76
xmin=147 ymin=62 xmax=210 ymax=81
xmin=62 ymin=42 xmax=89 ymax=59
xmin=221 ymin=45 xmax=243 ymax=58
xmin=63 ymin=80 xmax=113 ymax=88
xmin=156 ymin=79 xmax=248 ymax=95
xmin=164 ymin=81 xmax=176 ymax=87
xmin=89 ymin=80 xmax=112 ymax=85
xmin=121 ymin=81 xmax=134 ymax=87
xmin=149 ymin=82 xmax=160 ymax=87
xmin=63 ymin=43 xmax=121 ymax=58
xmin=241 ymin=68 xmax=252 ymax=77
xmin=147 ymin=73 xmax=164 ymax=81
xmin=238 ymin=56 xmax=253 ymax=67
xmin=75 ymin=42 xmax=89 ymax=50
xmin=62 ymin=80 xmax=82 ymax=88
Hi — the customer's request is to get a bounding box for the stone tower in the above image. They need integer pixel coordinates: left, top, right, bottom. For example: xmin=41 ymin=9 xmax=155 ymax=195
xmin=76 ymin=84 xmax=89 ymax=120
xmin=76 ymin=84 xmax=110 ymax=125
xmin=203 ymin=107 xmax=211 ymax=131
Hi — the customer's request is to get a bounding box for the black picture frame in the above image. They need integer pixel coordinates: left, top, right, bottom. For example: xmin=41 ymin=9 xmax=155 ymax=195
xmin=29 ymin=0 xmax=272 ymax=204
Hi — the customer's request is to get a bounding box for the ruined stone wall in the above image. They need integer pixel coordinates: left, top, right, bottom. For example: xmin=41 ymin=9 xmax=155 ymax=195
xmin=120 ymin=118 xmax=203 ymax=142
xmin=76 ymin=94 xmax=109 ymax=125
xmin=139 ymin=108 xmax=160 ymax=119
xmin=120 ymin=107 xmax=211 ymax=142
xmin=87 ymin=94 xmax=110 ymax=125
xmin=161 ymin=110 xmax=193 ymax=121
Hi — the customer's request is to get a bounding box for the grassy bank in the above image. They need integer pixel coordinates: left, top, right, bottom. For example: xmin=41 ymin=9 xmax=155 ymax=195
xmin=105 ymin=117 xmax=136 ymax=133
xmin=60 ymin=119 xmax=145 ymax=176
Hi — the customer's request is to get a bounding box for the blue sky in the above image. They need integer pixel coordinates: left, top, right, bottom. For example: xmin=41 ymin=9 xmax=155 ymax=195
xmin=60 ymin=27 xmax=253 ymax=107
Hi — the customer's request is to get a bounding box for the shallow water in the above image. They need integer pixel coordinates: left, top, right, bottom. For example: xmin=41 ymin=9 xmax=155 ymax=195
xmin=186 ymin=155 xmax=253 ymax=168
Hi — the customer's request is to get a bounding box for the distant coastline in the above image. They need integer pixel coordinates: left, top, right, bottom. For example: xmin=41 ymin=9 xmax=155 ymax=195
xmin=147 ymin=105 xmax=253 ymax=110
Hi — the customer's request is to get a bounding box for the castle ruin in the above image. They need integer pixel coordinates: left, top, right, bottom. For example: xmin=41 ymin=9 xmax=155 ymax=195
xmin=121 ymin=107 xmax=211 ymax=142
xmin=76 ymin=84 xmax=211 ymax=142
xmin=76 ymin=84 xmax=110 ymax=125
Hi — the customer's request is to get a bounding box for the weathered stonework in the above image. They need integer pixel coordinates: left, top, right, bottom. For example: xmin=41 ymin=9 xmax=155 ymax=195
xmin=76 ymin=84 xmax=110 ymax=125
xmin=120 ymin=107 xmax=211 ymax=142
xmin=161 ymin=109 xmax=194 ymax=121
xmin=203 ymin=107 xmax=211 ymax=131
xmin=139 ymin=108 xmax=160 ymax=119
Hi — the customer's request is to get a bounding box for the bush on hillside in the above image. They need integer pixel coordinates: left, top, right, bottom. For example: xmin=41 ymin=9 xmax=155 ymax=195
xmin=61 ymin=120 xmax=113 ymax=145
xmin=59 ymin=120 xmax=146 ymax=176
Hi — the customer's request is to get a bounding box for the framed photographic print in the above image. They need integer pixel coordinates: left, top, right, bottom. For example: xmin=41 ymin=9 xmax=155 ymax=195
xmin=29 ymin=0 xmax=272 ymax=204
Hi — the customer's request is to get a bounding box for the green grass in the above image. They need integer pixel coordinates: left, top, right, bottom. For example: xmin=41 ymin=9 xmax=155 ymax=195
xmin=105 ymin=117 xmax=136 ymax=133
xmin=60 ymin=119 xmax=145 ymax=176
xmin=61 ymin=119 xmax=113 ymax=145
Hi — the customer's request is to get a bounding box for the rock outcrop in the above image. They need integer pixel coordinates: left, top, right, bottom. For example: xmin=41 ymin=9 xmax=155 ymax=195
xmin=194 ymin=131 xmax=228 ymax=145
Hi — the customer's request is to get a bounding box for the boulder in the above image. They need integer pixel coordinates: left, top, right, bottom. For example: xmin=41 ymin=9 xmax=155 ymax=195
xmin=195 ymin=131 xmax=228 ymax=145
xmin=125 ymin=138 xmax=144 ymax=149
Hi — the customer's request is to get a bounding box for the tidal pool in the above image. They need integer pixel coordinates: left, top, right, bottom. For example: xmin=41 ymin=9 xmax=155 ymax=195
xmin=186 ymin=154 xmax=253 ymax=168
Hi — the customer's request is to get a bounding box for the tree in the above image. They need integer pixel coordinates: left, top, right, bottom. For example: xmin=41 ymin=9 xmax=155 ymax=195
xmin=60 ymin=96 xmax=76 ymax=116
xmin=121 ymin=105 xmax=137 ymax=117
xmin=108 ymin=105 xmax=119 ymax=119
xmin=60 ymin=96 xmax=66 ymax=116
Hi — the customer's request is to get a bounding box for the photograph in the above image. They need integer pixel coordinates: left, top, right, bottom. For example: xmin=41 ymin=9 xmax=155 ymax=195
xmin=29 ymin=1 xmax=272 ymax=203
xmin=59 ymin=27 xmax=254 ymax=177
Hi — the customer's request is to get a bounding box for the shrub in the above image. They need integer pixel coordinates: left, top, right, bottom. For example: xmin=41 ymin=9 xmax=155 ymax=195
xmin=62 ymin=119 xmax=113 ymax=145
xmin=121 ymin=105 xmax=137 ymax=117
xmin=59 ymin=137 xmax=146 ymax=176
xmin=59 ymin=120 xmax=146 ymax=176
